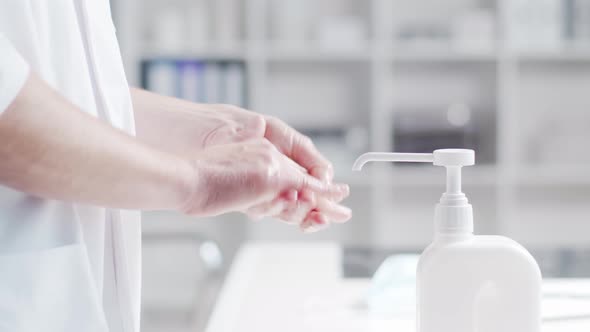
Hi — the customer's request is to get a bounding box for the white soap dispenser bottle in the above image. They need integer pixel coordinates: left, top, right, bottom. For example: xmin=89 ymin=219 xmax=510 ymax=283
xmin=353 ymin=149 xmax=542 ymax=332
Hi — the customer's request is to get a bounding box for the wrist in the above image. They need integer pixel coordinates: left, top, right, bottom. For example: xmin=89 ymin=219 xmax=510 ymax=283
xmin=170 ymin=155 xmax=199 ymax=213
xmin=176 ymin=156 xmax=210 ymax=215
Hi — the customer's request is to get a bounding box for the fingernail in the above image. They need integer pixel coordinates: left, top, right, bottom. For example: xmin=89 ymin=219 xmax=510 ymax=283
xmin=335 ymin=207 xmax=352 ymax=221
xmin=303 ymin=223 xmax=328 ymax=233
xmin=330 ymin=205 xmax=352 ymax=220
xmin=300 ymin=219 xmax=314 ymax=233
xmin=338 ymin=184 xmax=350 ymax=197
xmin=302 ymin=225 xmax=319 ymax=233
xmin=329 ymin=183 xmax=349 ymax=198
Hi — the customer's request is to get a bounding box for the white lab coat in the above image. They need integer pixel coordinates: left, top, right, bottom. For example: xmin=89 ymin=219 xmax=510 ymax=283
xmin=0 ymin=1 xmax=141 ymax=331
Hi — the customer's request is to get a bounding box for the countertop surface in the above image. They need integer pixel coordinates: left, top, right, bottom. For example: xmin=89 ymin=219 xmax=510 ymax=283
xmin=205 ymin=243 xmax=590 ymax=332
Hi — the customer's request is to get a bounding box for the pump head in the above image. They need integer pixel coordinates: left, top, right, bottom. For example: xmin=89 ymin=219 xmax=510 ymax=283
xmin=352 ymin=149 xmax=474 ymax=194
xmin=353 ymin=149 xmax=476 ymax=235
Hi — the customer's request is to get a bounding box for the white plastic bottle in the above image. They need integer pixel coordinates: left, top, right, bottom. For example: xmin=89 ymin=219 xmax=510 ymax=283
xmin=353 ymin=149 xmax=542 ymax=332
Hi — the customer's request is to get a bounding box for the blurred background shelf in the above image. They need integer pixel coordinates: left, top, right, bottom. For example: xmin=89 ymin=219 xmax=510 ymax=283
xmin=140 ymin=47 xmax=248 ymax=61
xmin=110 ymin=0 xmax=590 ymax=330
xmin=515 ymin=166 xmax=590 ymax=186
xmin=266 ymin=47 xmax=373 ymax=62
xmin=515 ymin=48 xmax=590 ymax=62
xmin=389 ymin=49 xmax=499 ymax=62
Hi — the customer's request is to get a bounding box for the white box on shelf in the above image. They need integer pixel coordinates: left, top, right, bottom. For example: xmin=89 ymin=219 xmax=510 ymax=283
xmin=179 ymin=62 xmax=205 ymax=103
xmin=270 ymin=0 xmax=311 ymax=49
xmin=152 ymin=8 xmax=186 ymax=53
xmin=504 ymin=0 xmax=563 ymax=52
xmin=315 ymin=16 xmax=368 ymax=51
xmin=187 ymin=0 xmax=211 ymax=49
xmin=203 ymin=63 xmax=222 ymax=103
xmin=222 ymin=63 xmax=246 ymax=107
xmin=212 ymin=0 xmax=240 ymax=48
xmin=452 ymin=8 xmax=496 ymax=53
xmin=146 ymin=61 xmax=178 ymax=97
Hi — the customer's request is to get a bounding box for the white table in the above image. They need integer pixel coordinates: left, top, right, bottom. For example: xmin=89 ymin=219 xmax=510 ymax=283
xmin=205 ymin=243 xmax=590 ymax=332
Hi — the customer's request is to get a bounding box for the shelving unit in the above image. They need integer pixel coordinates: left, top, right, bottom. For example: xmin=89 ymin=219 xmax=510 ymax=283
xmin=112 ymin=0 xmax=590 ymax=248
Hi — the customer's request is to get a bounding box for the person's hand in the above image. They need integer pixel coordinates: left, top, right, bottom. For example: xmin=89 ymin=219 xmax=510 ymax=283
xmin=249 ymin=116 xmax=350 ymax=231
xmin=190 ymin=108 xmax=333 ymax=183
xmin=182 ymin=139 xmax=348 ymax=225
xmin=132 ymin=90 xmax=351 ymax=230
xmin=174 ymin=106 xmax=350 ymax=231
xmin=195 ymin=104 xmax=267 ymax=148
xmin=134 ymin=98 xmax=267 ymax=155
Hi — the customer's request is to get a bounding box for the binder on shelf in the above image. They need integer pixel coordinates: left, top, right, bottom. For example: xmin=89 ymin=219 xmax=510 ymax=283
xmin=142 ymin=59 xmax=247 ymax=107
xmin=179 ymin=61 xmax=205 ymax=103
xmin=222 ymin=63 xmax=246 ymax=107
xmin=202 ymin=62 xmax=222 ymax=104
xmin=145 ymin=60 xmax=178 ymax=97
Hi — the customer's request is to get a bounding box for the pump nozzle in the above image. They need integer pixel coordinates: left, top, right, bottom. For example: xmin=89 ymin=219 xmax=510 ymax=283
xmin=352 ymin=149 xmax=476 ymax=235
xmin=352 ymin=149 xmax=474 ymax=194
xmin=352 ymin=152 xmax=434 ymax=171
xmin=352 ymin=149 xmax=474 ymax=170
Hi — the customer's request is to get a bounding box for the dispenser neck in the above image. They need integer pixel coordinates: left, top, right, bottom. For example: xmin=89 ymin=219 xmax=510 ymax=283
xmin=434 ymin=190 xmax=473 ymax=240
xmin=445 ymin=166 xmax=462 ymax=194
xmin=434 ymin=161 xmax=473 ymax=240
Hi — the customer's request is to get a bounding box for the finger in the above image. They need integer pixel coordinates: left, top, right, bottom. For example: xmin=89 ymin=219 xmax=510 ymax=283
xmin=246 ymin=200 xmax=286 ymax=221
xmin=301 ymin=211 xmax=330 ymax=233
xmin=276 ymin=190 xmax=316 ymax=224
xmin=279 ymin=154 xmax=349 ymax=199
xmin=330 ymin=183 xmax=350 ymax=203
xmin=290 ymin=159 xmax=348 ymax=201
xmin=291 ymin=162 xmax=348 ymax=202
xmin=294 ymin=171 xmax=347 ymax=199
xmin=238 ymin=112 xmax=266 ymax=140
xmin=246 ymin=189 xmax=297 ymax=220
xmin=264 ymin=117 xmax=333 ymax=182
xmin=309 ymin=166 xmax=334 ymax=184
xmin=316 ymin=197 xmax=352 ymax=223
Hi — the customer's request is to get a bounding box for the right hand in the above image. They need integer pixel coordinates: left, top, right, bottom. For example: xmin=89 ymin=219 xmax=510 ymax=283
xmin=182 ymin=139 xmax=350 ymax=228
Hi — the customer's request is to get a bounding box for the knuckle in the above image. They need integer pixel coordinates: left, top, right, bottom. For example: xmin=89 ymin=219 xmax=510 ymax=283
xmin=251 ymin=164 xmax=275 ymax=187
xmin=259 ymin=150 xmax=274 ymax=164
xmin=249 ymin=114 xmax=266 ymax=137
xmin=258 ymin=139 xmax=275 ymax=152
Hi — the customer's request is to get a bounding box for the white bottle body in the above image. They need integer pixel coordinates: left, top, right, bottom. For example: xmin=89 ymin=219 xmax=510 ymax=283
xmin=351 ymin=150 xmax=542 ymax=331
xmin=417 ymin=235 xmax=542 ymax=332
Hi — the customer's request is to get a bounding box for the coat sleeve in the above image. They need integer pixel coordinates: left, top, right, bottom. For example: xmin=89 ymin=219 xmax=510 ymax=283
xmin=0 ymin=35 xmax=30 ymax=113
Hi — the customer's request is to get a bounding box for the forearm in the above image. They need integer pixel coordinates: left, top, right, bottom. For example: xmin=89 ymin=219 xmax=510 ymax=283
xmin=0 ymin=73 xmax=193 ymax=211
xmin=131 ymin=87 xmax=200 ymax=153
